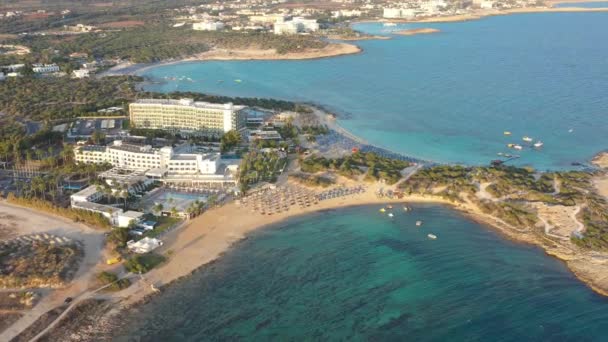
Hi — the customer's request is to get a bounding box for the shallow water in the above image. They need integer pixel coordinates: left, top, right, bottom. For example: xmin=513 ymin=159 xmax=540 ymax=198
xmin=113 ymin=205 xmax=608 ymax=341
xmin=140 ymin=12 xmax=608 ymax=170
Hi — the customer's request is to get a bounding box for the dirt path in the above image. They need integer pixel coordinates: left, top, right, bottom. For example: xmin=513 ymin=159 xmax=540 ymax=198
xmin=0 ymin=201 xmax=106 ymax=342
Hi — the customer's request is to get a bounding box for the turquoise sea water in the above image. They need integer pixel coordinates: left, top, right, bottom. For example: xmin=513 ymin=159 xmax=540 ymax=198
xmin=140 ymin=12 xmax=608 ymax=170
xmin=114 ymin=205 xmax=608 ymax=341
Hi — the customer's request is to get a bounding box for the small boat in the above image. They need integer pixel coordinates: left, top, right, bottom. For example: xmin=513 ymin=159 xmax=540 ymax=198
xmin=387 ymin=205 xmax=393 ymax=209
xmin=497 ymin=152 xmax=504 ymax=156
xmin=507 ymin=143 xmax=515 ymax=148
xmin=504 ymin=131 xmax=512 ymax=136
xmin=522 ymin=136 xmax=533 ymax=143
xmin=217 ymin=80 xmax=224 ymax=83
xmin=416 ymin=220 xmax=423 ymax=226
xmin=383 ymin=23 xmax=397 ymax=27
xmin=403 ymin=206 xmax=410 ymax=212
xmin=427 ymin=234 xmax=437 ymax=240
xmin=379 ymin=208 xmax=386 ymax=213
xmin=388 ymin=213 xmax=394 ymax=217
xmin=568 ymin=128 xmax=574 ymax=133
xmin=513 ymin=144 xmax=523 ymax=150
xmin=533 ymin=141 xmax=544 ymax=148
xmin=234 ymin=79 xmax=242 ymax=83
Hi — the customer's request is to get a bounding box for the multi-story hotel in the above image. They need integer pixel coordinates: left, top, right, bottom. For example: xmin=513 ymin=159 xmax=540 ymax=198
xmin=129 ymin=98 xmax=247 ymax=137
xmin=74 ymin=140 xmax=220 ymax=175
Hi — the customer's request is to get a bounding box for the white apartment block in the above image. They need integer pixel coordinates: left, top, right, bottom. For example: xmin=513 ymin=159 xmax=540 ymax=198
xmin=192 ymin=21 xmax=225 ymax=31
xmin=75 ymin=140 xmax=220 ymax=176
xmin=129 ymin=98 xmax=246 ymax=137
xmin=383 ymin=8 xmax=416 ymax=19
xmin=274 ymin=17 xmax=319 ymax=35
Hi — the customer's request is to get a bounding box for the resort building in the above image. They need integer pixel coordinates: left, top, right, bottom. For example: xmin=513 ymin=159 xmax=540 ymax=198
xmin=70 ymin=185 xmax=144 ymax=227
xmin=32 ymin=63 xmax=60 ymax=74
xmin=129 ymin=98 xmax=246 ymax=137
xmin=273 ymin=17 xmax=319 ymax=35
xmin=75 ymin=140 xmax=220 ymax=175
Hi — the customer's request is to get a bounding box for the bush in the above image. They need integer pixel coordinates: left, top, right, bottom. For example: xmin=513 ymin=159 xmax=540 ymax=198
xmin=124 ymin=253 xmax=166 ymax=274
xmin=97 ymin=271 xmax=131 ymax=292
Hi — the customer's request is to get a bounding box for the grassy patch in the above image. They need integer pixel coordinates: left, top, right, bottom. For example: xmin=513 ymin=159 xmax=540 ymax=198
xmin=143 ymin=216 xmax=181 ymax=238
xmin=96 ymin=271 xmax=131 ymax=292
xmin=124 ymin=253 xmax=166 ymax=274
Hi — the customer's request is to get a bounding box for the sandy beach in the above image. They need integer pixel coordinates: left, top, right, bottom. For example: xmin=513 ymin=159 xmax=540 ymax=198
xmin=102 ymin=42 xmax=361 ymax=76
xmin=395 ymin=28 xmax=441 ymax=36
xmin=324 ymin=34 xmax=392 ymax=41
xmin=110 ymin=169 xmax=608 ymax=312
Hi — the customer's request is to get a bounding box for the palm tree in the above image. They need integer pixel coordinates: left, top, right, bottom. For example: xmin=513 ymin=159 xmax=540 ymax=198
xmin=153 ymin=203 xmax=164 ymax=216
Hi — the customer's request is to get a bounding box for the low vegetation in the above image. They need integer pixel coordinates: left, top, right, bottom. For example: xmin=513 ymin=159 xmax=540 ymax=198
xmin=0 ymin=76 xmax=139 ymax=122
xmin=300 ymin=152 xmax=410 ymax=185
xmin=3 ymin=25 xmax=327 ymax=64
xmin=124 ymin=253 xmax=166 ymax=274
xmin=6 ymin=193 xmax=111 ymax=229
xmin=289 ymin=173 xmax=335 ymax=188
xmin=0 ymin=239 xmax=82 ymax=288
xmin=239 ymin=150 xmax=287 ymax=192
xmin=96 ymin=271 xmax=131 ymax=292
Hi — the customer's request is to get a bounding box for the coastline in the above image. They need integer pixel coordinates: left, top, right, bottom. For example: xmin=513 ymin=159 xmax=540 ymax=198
xmin=355 ymin=3 xmax=608 ymax=25
xmin=394 ymin=28 xmax=441 ymax=36
xmin=101 ymin=42 xmax=361 ymax=77
xmin=110 ymin=174 xmax=608 ymax=311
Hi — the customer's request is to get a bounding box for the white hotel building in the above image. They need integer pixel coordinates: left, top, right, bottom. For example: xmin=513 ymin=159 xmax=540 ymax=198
xmin=75 ymin=141 xmax=219 ymax=175
xmin=129 ymin=98 xmax=247 ymax=137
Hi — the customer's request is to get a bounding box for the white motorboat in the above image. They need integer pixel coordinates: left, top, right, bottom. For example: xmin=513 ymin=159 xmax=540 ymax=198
xmin=534 ymin=141 xmax=544 ymax=148
xmin=427 ymin=234 xmax=437 ymax=239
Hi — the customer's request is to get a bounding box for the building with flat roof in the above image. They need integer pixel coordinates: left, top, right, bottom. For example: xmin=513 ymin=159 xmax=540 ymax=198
xmin=70 ymin=185 xmax=144 ymax=227
xmin=129 ymin=98 xmax=246 ymax=137
xmin=193 ymin=21 xmax=225 ymax=31
xmin=75 ymin=140 xmax=221 ymax=176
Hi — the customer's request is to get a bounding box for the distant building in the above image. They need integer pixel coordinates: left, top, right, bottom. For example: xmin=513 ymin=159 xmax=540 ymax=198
xmin=479 ymin=1 xmax=495 ymax=9
xmin=64 ymin=24 xmax=96 ymax=32
xmin=32 ymin=63 xmax=60 ymax=73
xmin=383 ymin=8 xmax=416 ymax=19
xmin=274 ymin=17 xmax=319 ymax=35
xmin=249 ymin=14 xmax=287 ymax=24
xmin=72 ymin=69 xmax=90 ymax=78
xmin=248 ymin=129 xmax=282 ymax=142
xmin=129 ymin=98 xmax=246 ymax=136
xmin=332 ymin=10 xmax=362 ymax=18
xmin=192 ymin=21 xmax=225 ymax=31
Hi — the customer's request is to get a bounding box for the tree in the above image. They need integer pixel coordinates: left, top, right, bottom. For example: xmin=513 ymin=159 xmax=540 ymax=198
xmin=153 ymin=203 xmax=164 ymax=216
xmin=91 ymin=130 xmax=106 ymax=145
xmin=108 ymin=228 xmax=129 ymax=248
xmin=220 ymin=130 xmax=242 ymax=152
